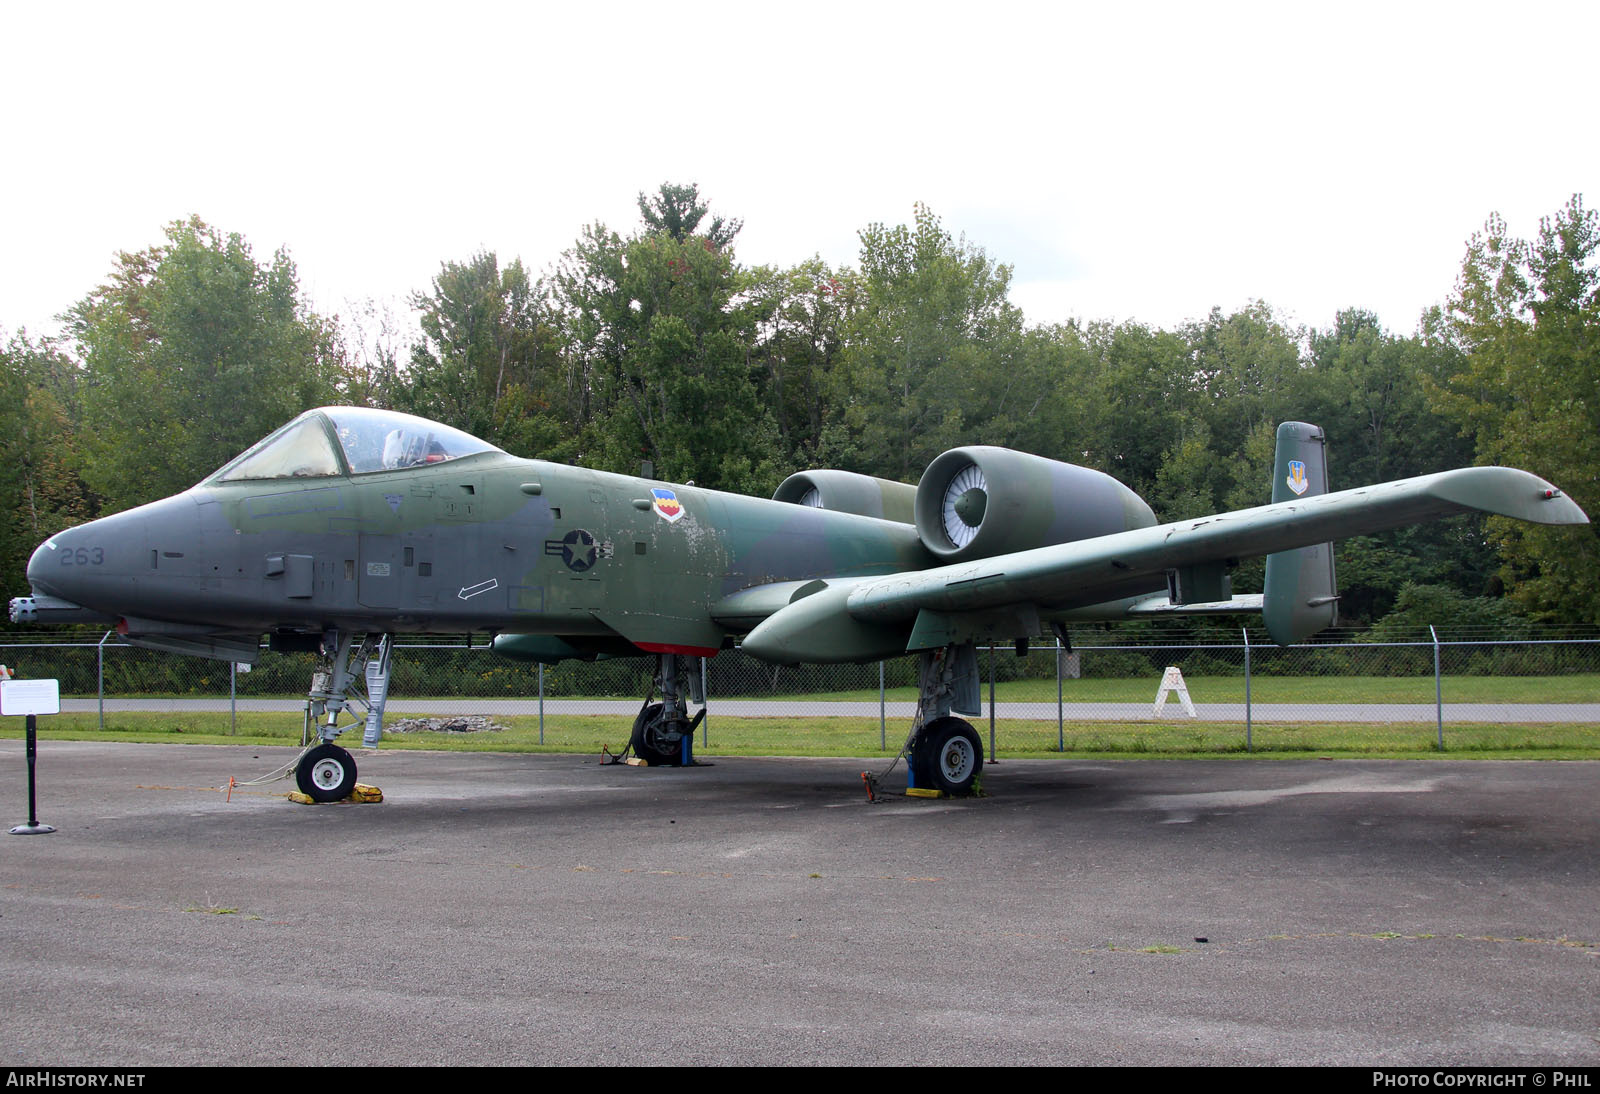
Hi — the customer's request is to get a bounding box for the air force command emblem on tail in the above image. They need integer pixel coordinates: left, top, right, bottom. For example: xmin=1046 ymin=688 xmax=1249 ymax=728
xmin=1286 ymin=460 xmax=1309 ymax=496
xmin=651 ymin=488 xmax=685 ymax=522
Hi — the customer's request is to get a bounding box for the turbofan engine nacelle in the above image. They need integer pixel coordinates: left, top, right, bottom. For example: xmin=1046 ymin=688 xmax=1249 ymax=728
xmin=773 ymin=469 xmax=918 ymax=525
xmin=914 ymin=447 xmax=1157 ymax=562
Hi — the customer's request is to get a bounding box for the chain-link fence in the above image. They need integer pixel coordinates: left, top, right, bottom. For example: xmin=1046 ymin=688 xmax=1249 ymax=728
xmin=3 ymin=627 xmax=1597 ymax=754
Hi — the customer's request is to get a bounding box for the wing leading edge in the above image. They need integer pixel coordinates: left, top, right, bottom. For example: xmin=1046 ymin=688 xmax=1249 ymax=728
xmin=741 ymin=466 xmax=1588 ymax=664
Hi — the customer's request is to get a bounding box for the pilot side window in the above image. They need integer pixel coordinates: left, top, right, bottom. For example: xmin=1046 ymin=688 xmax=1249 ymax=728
xmin=217 ymin=417 xmax=341 ymax=481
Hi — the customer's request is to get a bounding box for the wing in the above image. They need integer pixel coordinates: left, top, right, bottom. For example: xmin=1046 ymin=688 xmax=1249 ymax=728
xmin=741 ymin=466 xmax=1588 ymax=664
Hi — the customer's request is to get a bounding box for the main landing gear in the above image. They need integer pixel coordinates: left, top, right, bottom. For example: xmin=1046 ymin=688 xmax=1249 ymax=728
xmin=901 ymin=643 xmax=984 ymax=797
xmin=294 ymin=630 xmax=393 ymax=802
xmin=629 ymin=652 xmax=707 ymax=766
xmin=912 ymin=716 xmax=983 ymax=795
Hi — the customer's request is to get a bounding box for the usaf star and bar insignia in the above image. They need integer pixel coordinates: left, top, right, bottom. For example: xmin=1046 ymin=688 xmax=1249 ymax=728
xmin=545 ymin=529 xmax=613 ymax=572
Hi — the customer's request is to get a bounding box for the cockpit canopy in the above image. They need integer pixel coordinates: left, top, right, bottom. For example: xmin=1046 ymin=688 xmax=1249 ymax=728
xmin=211 ymin=407 xmax=502 ymax=483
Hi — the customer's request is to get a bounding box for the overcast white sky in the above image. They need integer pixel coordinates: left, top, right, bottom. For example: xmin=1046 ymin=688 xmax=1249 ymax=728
xmin=3 ymin=0 xmax=1594 ymax=343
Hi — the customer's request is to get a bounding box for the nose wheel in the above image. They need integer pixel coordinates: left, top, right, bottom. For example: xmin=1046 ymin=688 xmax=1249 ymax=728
xmin=297 ymin=743 xmax=358 ymax=802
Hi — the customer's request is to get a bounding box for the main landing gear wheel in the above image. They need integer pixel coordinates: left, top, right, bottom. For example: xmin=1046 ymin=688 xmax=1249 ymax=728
xmin=297 ymin=743 xmax=358 ymax=802
xmin=630 ymin=702 xmax=684 ymax=767
xmin=913 ymin=717 xmax=983 ymax=797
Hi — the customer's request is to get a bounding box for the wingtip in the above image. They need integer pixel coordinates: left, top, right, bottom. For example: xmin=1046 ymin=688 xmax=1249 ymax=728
xmin=1534 ymin=485 xmax=1591 ymax=524
xmin=1428 ymin=467 xmax=1589 ymax=525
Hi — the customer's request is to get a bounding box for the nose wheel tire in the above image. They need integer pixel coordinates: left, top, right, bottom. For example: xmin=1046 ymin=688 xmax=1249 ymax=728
xmin=912 ymin=717 xmax=983 ymax=796
xmin=297 ymin=743 xmax=358 ymax=802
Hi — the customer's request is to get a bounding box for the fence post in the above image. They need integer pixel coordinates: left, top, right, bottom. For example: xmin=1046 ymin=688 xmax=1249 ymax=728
xmin=538 ymin=662 xmax=545 ymax=745
xmin=700 ymin=656 xmax=709 ymax=747
xmin=1243 ymin=627 xmax=1252 ymax=752
xmin=1056 ymin=636 xmax=1064 ymax=753
xmin=97 ymin=630 xmax=112 ymax=732
xmin=1430 ymin=624 xmax=1443 ymax=750
xmin=229 ymin=660 xmax=237 ymax=736
xmin=988 ymin=645 xmax=996 ymax=762
xmin=878 ymin=661 xmax=886 ymax=750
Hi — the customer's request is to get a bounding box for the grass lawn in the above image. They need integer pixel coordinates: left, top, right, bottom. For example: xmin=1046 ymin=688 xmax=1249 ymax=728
xmin=62 ymin=673 xmax=1600 ymax=706
xmin=6 ymin=710 xmax=1598 ymax=760
xmin=726 ymin=673 xmax=1600 ymax=705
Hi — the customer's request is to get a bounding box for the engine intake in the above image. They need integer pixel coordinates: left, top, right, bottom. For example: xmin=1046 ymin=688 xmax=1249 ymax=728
xmin=914 ymin=447 xmax=1156 ymax=562
xmin=773 ymin=470 xmax=917 ymax=524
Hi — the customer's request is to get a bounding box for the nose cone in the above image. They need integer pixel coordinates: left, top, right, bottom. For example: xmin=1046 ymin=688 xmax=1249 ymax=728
xmin=24 ymin=537 xmax=58 ymax=596
xmin=25 ymin=492 xmax=205 ymax=613
xmin=28 ymin=528 xmax=104 ymax=605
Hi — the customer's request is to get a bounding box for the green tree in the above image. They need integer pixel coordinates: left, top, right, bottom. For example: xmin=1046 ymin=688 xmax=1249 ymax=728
xmin=637 ymin=182 xmax=742 ymax=250
xmin=1365 ymin=582 xmax=1530 ymax=640
xmin=339 ymin=296 xmax=410 ymax=410
xmin=1428 ymin=195 xmax=1600 ymax=621
xmin=0 ymin=330 xmax=96 ymax=600
xmin=555 ymin=191 xmax=781 ymax=492
xmin=1179 ymin=302 xmax=1307 ymax=510
xmin=980 ymin=323 xmax=1101 ymax=462
xmin=402 ymin=251 xmax=567 ymax=458
xmin=744 ymin=258 xmax=855 ymax=466
xmin=67 ymin=216 xmax=346 ymax=509
xmin=828 ymin=204 xmax=1025 ymax=480
xmin=1151 ymin=420 xmax=1226 ymax=521
xmin=1299 ymin=309 xmax=1495 ymax=620
xmin=1078 ymin=319 xmax=1200 ymax=497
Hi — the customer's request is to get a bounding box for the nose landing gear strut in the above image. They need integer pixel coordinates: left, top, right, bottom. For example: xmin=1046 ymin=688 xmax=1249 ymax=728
xmin=294 ymin=630 xmax=392 ymax=801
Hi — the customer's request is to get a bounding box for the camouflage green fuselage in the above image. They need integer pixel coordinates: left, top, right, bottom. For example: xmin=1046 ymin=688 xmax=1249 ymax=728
xmin=32 ymin=450 xmax=931 ymax=654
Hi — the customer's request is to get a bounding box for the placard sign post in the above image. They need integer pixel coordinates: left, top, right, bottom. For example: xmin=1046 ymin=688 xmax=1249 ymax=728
xmin=4 ymin=677 xmax=60 ymax=835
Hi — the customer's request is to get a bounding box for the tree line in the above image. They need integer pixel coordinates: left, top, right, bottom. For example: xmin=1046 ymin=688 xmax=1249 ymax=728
xmin=3 ymin=186 xmax=1596 ymax=632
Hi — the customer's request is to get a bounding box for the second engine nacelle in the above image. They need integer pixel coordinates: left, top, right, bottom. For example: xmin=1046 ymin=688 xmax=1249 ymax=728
xmin=914 ymin=447 xmax=1157 ymax=562
xmin=773 ymin=469 xmax=918 ymax=525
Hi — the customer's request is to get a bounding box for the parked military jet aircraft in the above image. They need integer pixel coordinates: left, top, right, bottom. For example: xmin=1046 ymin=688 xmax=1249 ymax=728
xmin=8 ymin=407 xmax=1588 ymax=800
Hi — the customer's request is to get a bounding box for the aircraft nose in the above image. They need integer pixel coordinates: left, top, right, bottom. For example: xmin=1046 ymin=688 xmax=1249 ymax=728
xmin=25 ymin=533 xmax=72 ymax=599
xmin=25 ymin=538 xmax=46 ymax=583
xmin=26 ymin=521 xmax=116 ymax=603
xmin=24 ymin=492 xmax=206 ymax=613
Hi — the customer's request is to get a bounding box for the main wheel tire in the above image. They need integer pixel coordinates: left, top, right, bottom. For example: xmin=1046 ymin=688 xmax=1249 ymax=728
xmin=297 ymin=743 xmax=358 ymax=802
xmin=917 ymin=717 xmax=983 ymax=796
xmin=630 ymin=702 xmax=685 ymax=767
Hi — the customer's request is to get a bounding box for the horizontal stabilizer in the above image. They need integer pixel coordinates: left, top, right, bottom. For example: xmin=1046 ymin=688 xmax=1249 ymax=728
xmin=1123 ymin=594 xmax=1265 ymax=616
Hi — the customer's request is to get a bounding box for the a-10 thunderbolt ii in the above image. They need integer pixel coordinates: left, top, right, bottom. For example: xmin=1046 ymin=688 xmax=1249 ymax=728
xmin=8 ymin=406 xmax=1589 ymax=801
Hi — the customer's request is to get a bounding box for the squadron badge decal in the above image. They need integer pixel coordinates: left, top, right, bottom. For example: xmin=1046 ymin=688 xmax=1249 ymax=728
xmin=651 ymin=488 xmax=685 ymax=523
xmin=1286 ymin=460 xmax=1309 ymax=496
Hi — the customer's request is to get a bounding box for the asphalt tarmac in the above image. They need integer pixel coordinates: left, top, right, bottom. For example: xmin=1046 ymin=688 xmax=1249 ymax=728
xmin=3 ymin=741 xmax=1597 ymax=1066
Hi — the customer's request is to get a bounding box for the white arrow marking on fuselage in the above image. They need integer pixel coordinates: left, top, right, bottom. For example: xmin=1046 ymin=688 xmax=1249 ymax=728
xmin=457 ymin=579 xmax=499 ymax=600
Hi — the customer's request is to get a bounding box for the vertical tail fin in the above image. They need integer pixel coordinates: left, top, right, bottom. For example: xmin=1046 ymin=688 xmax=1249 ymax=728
xmin=1262 ymin=422 xmax=1339 ymax=644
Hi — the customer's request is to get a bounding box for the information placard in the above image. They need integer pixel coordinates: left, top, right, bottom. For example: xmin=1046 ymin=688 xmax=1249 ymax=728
xmin=1 ymin=679 xmax=60 ymax=716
